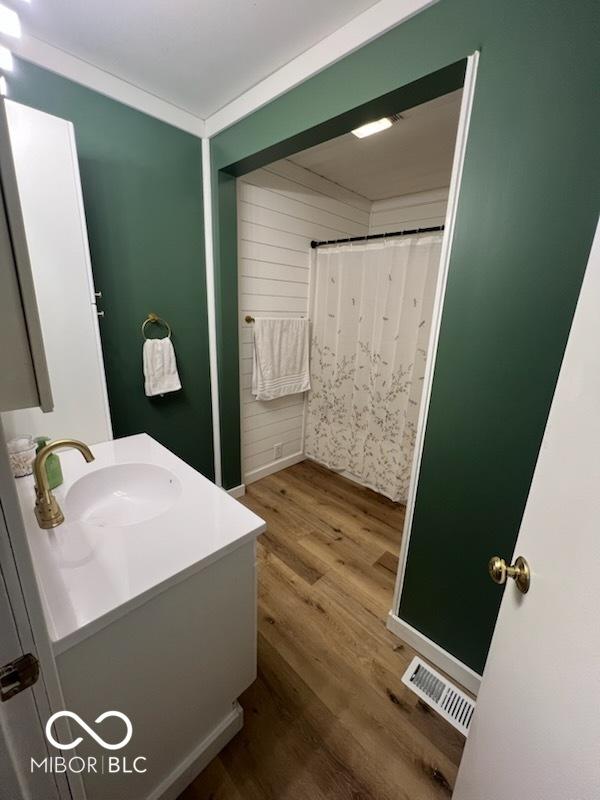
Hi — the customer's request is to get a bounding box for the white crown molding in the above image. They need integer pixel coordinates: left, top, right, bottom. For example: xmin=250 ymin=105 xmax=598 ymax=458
xmin=11 ymin=34 xmax=205 ymax=137
xmin=204 ymin=0 xmax=439 ymax=138
xmin=8 ymin=0 xmax=438 ymax=139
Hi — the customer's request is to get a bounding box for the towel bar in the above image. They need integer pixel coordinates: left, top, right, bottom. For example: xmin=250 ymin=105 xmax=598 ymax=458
xmin=244 ymin=315 xmax=306 ymax=324
xmin=142 ymin=312 xmax=172 ymax=339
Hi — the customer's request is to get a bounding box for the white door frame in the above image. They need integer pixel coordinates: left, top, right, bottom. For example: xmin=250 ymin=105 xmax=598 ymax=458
xmin=0 ymin=535 xmax=61 ymax=800
xmin=0 ymin=418 xmax=86 ymax=800
xmin=387 ymin=51 xmax=483 ymax=696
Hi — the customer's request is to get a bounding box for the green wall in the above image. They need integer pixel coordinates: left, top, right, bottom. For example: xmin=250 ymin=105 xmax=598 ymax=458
xmin=211 ymin=0 xmax=600 ymax=672
xmin=10 ymin=59 xmax=214 ymax=479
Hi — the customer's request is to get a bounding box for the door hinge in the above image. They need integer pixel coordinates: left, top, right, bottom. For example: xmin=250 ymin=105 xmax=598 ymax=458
xmin=0 ymin=653 xmax=40 ymax=701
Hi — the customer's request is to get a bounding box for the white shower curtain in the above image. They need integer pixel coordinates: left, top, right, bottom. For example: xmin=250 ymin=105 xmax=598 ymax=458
xmin=305 ymin=234 xmax=442 ymax=503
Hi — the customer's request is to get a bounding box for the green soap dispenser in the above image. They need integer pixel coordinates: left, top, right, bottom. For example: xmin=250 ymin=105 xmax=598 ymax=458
xmin=34 ymin=437 xmax=63 ymax=490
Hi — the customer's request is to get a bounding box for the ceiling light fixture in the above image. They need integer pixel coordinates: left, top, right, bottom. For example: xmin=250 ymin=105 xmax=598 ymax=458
xmin=351 ymin=117 xmax=393 ymax=139
xmin=0 ymin=44 xmax=13 ymax=71
xmin=0 ymin=3 xmax=21 ymax=38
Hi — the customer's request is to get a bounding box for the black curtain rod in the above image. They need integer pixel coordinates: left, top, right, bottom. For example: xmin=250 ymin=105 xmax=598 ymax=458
xmin=310 ymin=225 xmax=444 ymax=249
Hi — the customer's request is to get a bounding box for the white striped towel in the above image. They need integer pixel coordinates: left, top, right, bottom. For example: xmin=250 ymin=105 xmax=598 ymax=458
xmin=252 ymin=317 xmax=311 ymax=401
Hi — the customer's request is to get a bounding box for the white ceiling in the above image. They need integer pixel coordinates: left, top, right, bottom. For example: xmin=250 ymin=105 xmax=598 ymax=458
xmin=20 ymin=0 xmax=383 ymax=119
xmin=288 ymin=89 xmax=463 ymax=200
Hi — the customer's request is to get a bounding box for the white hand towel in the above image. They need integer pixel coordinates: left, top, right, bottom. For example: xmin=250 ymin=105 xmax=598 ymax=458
xmin=143 ymin=338 xmax=182 ymax=397
xmin=252 ymin=317 xmax=311 ymax=401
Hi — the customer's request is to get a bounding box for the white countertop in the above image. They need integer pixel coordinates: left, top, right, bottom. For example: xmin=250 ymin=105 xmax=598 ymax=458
xmin=15 ymin=434 xmax=265 ymax=654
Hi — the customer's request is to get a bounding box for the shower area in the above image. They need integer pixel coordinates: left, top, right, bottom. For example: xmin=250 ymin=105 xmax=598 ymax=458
xmin=305 ymin=232 xmax=442 ymax=503
xmin=238 ymin=88 xmax=462 ymax=514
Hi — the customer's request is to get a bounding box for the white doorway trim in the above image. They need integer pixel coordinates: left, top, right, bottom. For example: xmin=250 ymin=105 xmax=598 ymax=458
xmin=387 ymin=51 xmax=481 ymax=693
xmin=202 ymin=137 xmax=223 ymax=487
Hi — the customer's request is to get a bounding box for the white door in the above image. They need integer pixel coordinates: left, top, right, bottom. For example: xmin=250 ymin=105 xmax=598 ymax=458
xmin=0 ymin=99 xmax=112 ymax=445
xmin=0 ymin=419 xmax=76 ymax=800
xmin=454 ymin=218 xmax=600 ymax=799
xmin=0 ymin=558 xmax=61 ymax=800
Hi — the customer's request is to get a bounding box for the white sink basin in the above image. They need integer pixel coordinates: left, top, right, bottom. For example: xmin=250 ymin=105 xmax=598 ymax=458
xmin=66 ymin=463 xmax=182 ymax=527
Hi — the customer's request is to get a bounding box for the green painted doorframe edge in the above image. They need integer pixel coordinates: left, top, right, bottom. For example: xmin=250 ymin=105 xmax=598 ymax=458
xmin=390 ymin=52 xmax=482 ymax=696
xmin=211 ymin=59 xmax=467 ymax=491
xmin=223 ymin=60 xmax=466 ymax=176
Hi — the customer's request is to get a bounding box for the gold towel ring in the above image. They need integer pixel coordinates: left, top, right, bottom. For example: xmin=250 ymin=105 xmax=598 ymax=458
xmin=142 ymin=312 xmax=171 ymax=339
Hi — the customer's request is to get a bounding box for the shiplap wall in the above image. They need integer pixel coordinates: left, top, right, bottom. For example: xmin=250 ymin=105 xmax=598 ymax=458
xmin=238 ymin=159 xmax=370 ymax=483
xmin=369 ymin=188 xmax=448 ymax=234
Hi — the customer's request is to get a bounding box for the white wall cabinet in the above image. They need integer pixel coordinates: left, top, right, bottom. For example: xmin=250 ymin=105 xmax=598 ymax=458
xmin=0 ymin=99 xmax=112 ymax=443
xmin=0 ymin=100 xmax=52 ymax=414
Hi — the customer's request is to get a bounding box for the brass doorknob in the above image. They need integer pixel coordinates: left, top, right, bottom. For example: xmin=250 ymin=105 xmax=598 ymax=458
xmin=488 ymin=555 xmax=530 ymax=594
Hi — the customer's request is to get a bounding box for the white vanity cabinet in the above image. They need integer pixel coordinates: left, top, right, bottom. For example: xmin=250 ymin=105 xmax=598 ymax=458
xmin=15 ymin=434 xmax=265 ymax=800
xmin=56 ymin=540 xmax=257 ymax=800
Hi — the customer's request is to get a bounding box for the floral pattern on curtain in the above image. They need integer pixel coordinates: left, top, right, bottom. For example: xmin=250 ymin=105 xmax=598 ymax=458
xmin=305 ymin=234 xmax=442 ymax=503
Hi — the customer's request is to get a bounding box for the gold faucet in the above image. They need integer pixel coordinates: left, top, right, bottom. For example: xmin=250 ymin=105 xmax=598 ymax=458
xmin=34 ymin=439 xmax=94 ymax=529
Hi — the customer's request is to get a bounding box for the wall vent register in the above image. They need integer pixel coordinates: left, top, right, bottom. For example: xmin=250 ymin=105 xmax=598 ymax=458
xmin=401 ymin=656 xmax=475 ymax=736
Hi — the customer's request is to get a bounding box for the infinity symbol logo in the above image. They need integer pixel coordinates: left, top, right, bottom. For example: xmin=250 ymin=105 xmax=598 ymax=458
xmin=45 ymin=711 xmax=133 ymax=751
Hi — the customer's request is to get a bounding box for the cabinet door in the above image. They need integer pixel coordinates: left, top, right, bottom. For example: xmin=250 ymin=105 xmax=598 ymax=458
xmin=0 ymin=99 xmax=52 ymax=413
xmin=0 ymin=188 xmax=39 ymax=410
xmin=1 ymin=99 xmax=112 ymax=443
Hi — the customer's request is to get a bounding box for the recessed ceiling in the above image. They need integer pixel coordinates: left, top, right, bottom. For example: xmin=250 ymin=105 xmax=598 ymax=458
xmin=288 ymin=90 xmax=463 ymax=200
xmin=20 ymin=0 xmax=383 ymax=119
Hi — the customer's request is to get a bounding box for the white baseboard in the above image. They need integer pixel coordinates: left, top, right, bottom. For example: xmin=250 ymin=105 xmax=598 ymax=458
xmin=149 ymin=702 xmax=243 ymax=800
xmin=227 ymin=484 xmax=246 ymax=499
xmin=387 ymin=612 xmax=481 ymax=696
xmin=244 ymin=451 xmax=305 ymax=485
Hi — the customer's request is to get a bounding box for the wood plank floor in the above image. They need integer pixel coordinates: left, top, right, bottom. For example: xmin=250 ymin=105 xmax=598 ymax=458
xmin=180 ymin=461 xmax=464 ymax=800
